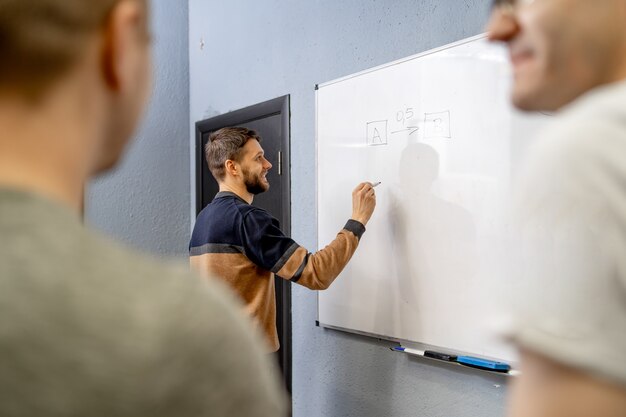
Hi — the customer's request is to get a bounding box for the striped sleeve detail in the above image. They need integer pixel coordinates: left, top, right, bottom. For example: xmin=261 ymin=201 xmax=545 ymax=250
xmin=190 ymin=243 xmax=244 ymax=256
xmin=291 ymin=252 xmax=310 ymax=283
xmin=275 ymin=246 xmax=308 ymax=280
xmin=270 ymin=242 xmax=299 ymax=274
xmin=276 ymin=226 xmax=362 ymax=290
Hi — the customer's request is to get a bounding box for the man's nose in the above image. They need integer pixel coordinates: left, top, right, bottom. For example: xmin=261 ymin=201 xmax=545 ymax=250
xmin=486 ymin=8 xmax=519 ymax=42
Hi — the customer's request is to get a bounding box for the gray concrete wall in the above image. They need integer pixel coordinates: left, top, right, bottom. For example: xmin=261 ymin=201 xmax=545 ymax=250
xmin=87 ymin=0 xmax=190 ymax=257
xmin=189 ymin=1 xmax=509 ymax=417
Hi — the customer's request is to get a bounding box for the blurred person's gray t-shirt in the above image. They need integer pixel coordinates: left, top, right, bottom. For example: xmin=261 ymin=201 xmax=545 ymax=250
xmin=0 ymin=188 xmax=287 ymax=416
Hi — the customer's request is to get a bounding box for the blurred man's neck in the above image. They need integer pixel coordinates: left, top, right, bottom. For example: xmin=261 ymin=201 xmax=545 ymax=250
xmin=0 ymin=84 xmax=98 ymax=214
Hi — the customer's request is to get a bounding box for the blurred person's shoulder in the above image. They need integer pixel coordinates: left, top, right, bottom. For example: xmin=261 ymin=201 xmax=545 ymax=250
xmin=529 ymin=80 xmax=626 ymax=167
xmin=515 ymin=79 xmax=626 ymax=218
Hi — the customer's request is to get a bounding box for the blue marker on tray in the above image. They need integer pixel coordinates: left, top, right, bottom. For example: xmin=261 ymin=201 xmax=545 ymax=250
xmin=456 ymin=356 xmax=510 ymax=372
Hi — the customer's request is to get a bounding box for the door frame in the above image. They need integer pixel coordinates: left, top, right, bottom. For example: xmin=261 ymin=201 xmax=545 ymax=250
xmin=195 ymin=95 xmax=292 ymax=393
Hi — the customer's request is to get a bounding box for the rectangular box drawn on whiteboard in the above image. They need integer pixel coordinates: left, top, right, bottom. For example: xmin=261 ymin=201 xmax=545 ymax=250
xmin=366 ymin=120 xmax=388 ymax=146
xmin=424 ymin=110 xmax=451 ymax=139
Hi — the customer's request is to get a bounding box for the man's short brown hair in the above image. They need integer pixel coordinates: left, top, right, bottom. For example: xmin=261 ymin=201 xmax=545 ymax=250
xmin=205 ymin=127 xmax=261 ymax=181
xmin=0 ymin=0 xmax=145 ymax=98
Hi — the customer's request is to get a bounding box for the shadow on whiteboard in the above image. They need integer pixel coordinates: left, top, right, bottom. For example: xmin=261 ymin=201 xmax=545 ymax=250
xmin=386 ymin=143 xmax=477 ymax=338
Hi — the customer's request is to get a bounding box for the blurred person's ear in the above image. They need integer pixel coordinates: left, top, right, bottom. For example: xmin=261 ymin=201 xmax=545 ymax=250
xmin=93 ymin=0 xmax=151 ymax=174
xmin=102 ymin=0 xmax=150 ymax=92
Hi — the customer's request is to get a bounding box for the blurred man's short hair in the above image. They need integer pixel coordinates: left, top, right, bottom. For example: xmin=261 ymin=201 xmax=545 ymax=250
xmin=0 ymin=0 xmax=146 ymax=99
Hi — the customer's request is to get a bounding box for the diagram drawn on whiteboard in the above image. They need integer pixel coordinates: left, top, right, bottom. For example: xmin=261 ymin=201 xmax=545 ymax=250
xmin=424 ymin=110 xmax=451 ymax=139
xmin=366 ymin=120 xmax=388 ymax=146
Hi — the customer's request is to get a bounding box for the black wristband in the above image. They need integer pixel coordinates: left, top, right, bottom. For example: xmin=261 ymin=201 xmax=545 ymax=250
xmin=344 ymin=219 xmax=366 ymax=240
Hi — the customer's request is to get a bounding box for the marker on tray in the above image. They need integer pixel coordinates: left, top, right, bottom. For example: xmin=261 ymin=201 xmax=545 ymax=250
xmin=424 ymin=350 xmax=457 ymax=362
xmin=391 ymin=346 xmax=424 ymax=356
xmin=392 ymin=347 xmax=455 ymax=361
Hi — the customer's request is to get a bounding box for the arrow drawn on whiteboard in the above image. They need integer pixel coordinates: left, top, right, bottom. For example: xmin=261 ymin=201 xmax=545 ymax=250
xmin=391 ymin=126 xmax=420 ymax=135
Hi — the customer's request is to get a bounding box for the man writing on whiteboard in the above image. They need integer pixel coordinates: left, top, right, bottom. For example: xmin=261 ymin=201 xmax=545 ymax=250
xmin=487 ymin=0 xmax=626 ymax=416
xmin=190 ymin=127 xmax=377 ymax=352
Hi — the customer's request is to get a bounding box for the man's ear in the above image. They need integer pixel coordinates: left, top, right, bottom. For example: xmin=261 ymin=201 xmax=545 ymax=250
xmin=101 ymin=0 xmax=146 ymax=90
xmin=224 ymin=159 xmax=240 ymax=178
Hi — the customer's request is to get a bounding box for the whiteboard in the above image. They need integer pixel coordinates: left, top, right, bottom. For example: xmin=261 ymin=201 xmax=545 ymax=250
xmin=316 ymin=35 xmax=550 ymax=363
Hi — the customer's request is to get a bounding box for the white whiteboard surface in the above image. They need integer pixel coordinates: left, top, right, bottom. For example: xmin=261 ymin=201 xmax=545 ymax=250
xmin=316 ymin=35 xmax=550 ymax=363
